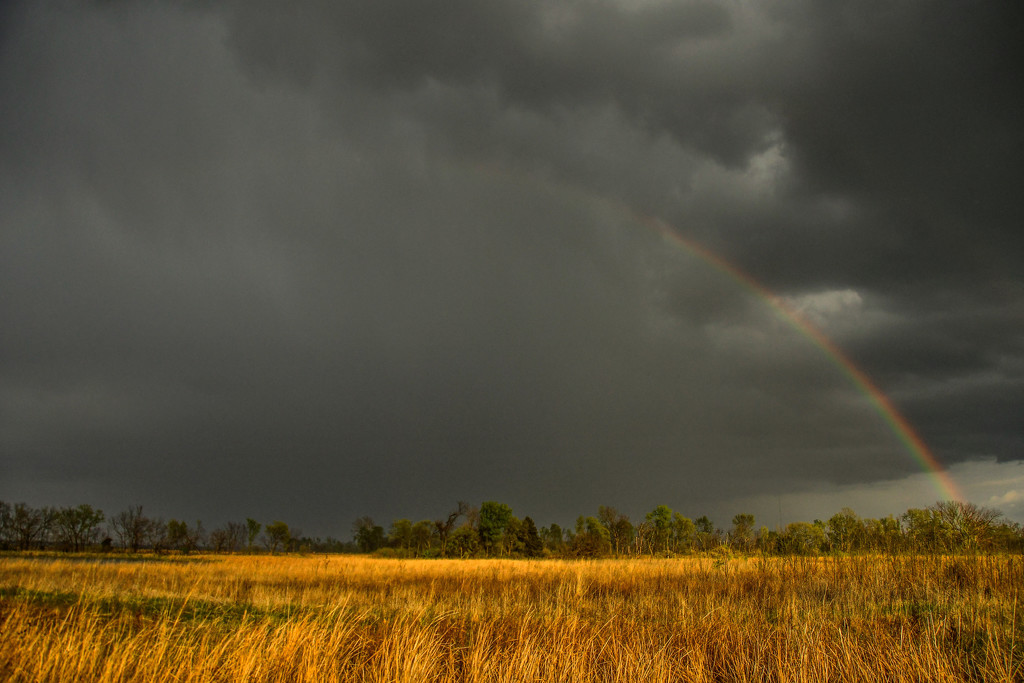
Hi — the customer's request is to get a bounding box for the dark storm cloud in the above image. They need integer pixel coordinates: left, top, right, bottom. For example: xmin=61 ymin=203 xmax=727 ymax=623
xmin=1 ymin=0 xmax=1021 ymax=533
xmin=222 ymin=0 xmax=767 ymax=165
xmin=222 ymin=0 xmax=1023 ymax=280
xmin=764 ymin=2 xmax=1024 ymax=283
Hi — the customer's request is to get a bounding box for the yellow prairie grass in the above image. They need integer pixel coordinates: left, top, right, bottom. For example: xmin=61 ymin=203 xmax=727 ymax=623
xmin=1 ymin=553 xmax=1021 ymax=681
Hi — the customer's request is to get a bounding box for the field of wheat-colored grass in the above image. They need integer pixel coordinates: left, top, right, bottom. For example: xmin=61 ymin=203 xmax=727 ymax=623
xmin=1 ymin=552 xmax=1022 ymax=682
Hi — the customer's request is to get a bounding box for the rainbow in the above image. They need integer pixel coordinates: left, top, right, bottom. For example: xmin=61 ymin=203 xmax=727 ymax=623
xmin=642 ymin=216 xmax=963 ymax=503
xmin=472 ymin=162 xmax=963 ymax=502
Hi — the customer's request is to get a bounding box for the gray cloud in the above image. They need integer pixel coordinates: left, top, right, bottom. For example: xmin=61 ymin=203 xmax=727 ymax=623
xmin=1 ymin=0 xmax=1020 ymax=533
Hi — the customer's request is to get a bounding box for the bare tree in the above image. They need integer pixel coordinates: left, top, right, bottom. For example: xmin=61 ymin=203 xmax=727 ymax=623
xmin=144 ymin=517 xmax=168 ymax=553
xmin=286 ymin=527 xmax=304 ymax=553
xmin=632 ymin=520 xmax=654 ymax=556
xmin=932 ymin=501 xmax=1003 ymax=551
xmin=434 ymin=501 xmax=469 ymax=556
xmin=110 ymin=505 xmax=149 ymax=552
xmin=11 ymin=503 xmax=56 ymax=550
xmin=226 ymin=521 xmax=247 ymax=552
xmin=208 ymin=526 xmax=230 ymax=553
xmin=464 ymin=504 xmax=480 ymax=531
xmin=55 ymin=504 xmax=105 ymax=552
xmin=209 ymin=521 xmax=248 ymax=553
xmin=0 ymin=500 xmax=13 ymax=549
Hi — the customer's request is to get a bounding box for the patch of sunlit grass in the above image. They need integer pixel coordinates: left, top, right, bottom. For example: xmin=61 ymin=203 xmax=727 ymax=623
xmin=1 ymin=553 xmax=1021 ymax=681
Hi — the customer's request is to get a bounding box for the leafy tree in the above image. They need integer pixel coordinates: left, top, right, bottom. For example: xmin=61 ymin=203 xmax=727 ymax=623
xmin=411 ymin=520 xmax=434 ymax=554
xmin=167 ymin=519 xmax=189 ymax=553
xmin=522 ymin=516 xmax=543 ymax=557
xmin=167 ymin=519 xmax=203 ymax=553
xmin=902 ymin=507 xmax=941 ymax=552
xmin=448 ymin=524 xmax=479 ymax=557
xmin=827 ymin=508 xmax=863 ymax=553
xmin=289 ymin=526 xmax=305 ymax=552
xmin=478 ymin=501 xmax=513 ymax=555
xmin=388 ymin=519 xmax=413 ymax=550
xmin=55 ymin=504 xmax=105 ymax=552
xmin=780 ymin=521 xmax=825 ymax=555
xmin=296 ymin=535 xmax=349 ymax=553
xmin=812 ymin=519 xmax=828 ymax=552
xmin=612 ymin=518 xmax=634 ymax=555
xmin=246 ymin=518 xmax=262 ymax=552
xmin=864 ymin=515 xmax=902 ymax=553
xmin=671 ymin=513 xmax=695 ymax=553
xmin=646 ymin=505 xmax=674 ymax=555
xmin=503 ymin=516 xmax=526 ymax=556
xmin=991 ymin=520 xmax=1024 ymax=553
xmin=264 ymin=520 xmax=290 ymax=554
xmin=598 ymin=506 xmax=633 ymax=555
xmin=694 ymin=516 xmax=719 ymax=551
xmin=352 ymin=517 xmax=385 ymax=553
xmin=540 ymin=523 xmax=565 ymax=553
xmin=572 ymin=516 xmax=611 ymax=557
xmin=731 ymin=513 xmax=755 ymax=552
xmin=758 ymin=528 xmax=781 ymax=554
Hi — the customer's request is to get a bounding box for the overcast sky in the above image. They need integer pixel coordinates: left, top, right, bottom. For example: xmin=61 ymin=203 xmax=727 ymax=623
xmin=2 ymin=1 xmax=1022 ymax=536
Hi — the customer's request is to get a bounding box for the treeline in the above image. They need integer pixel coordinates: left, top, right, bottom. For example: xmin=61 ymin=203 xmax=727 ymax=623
xmin=2 ymin=498 xmax=1022 ymax=557
xmin=354 ymin=500 xmax=1024 ymax=558
xmin=0 ymin=501 xmax=348 ymax=555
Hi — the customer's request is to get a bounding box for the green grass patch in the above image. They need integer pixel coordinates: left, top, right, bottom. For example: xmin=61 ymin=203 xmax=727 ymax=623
xmin=0 ymin=585 xmax=306 ymax=628
xmin=0 ymin=550 xmax=213 ymax=564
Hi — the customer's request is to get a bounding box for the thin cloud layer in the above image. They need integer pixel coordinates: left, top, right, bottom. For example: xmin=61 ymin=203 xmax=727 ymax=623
xmin=1 ymin=1 xmax=1021 ymax=532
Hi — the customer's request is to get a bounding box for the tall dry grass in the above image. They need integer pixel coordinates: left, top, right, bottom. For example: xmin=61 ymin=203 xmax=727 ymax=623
xmin=1 ymin=553 xmax=1021 ymax=681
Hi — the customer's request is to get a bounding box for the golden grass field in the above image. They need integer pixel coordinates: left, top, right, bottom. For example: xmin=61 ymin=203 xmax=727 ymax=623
xmin=1 ymin=553 xmax=1021 ymax=682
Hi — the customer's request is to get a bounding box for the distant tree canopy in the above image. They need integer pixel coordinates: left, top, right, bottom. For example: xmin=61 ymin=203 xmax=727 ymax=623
xmin=54 ymin=504 xmax=105 ymax=553
xmin=0 ymin=497 xmax=1020 ymax=558
xmin=352 ymin=517 xmax=385 ymax=553
xmin=246 ymin=518 xmax=262 ymax=551
xmin=263 ymin=521 xmax=290 ymax=554
xmin=478 ymin=501 xmax=513 ymax=555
